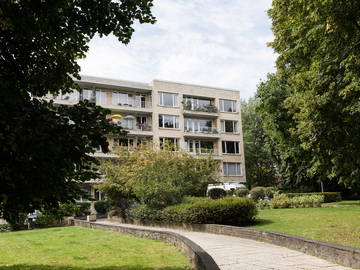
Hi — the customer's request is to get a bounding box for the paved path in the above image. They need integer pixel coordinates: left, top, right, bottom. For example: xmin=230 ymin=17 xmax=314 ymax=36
xmin=95 ymin=220 xmax=352 ymax=270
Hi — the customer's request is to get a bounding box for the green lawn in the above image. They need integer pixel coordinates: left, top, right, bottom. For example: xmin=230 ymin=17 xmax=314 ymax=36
xmin=251 ymin=200 xmax=360 ymax=249
xmin=0 ymin=226 xmax=191 ymax=270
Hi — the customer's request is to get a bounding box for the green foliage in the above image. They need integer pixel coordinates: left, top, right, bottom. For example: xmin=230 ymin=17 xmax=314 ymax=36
xmin=0 ymin=0 xmax=155 ymax=224
xmin=34 ymin=213 xmax=60 ymax=228
xmin=126 ymin=204 xmax=161 ymax=223
xmin=256 ymin=199 xmax=269 ymax=210
xmin=241 ymin=98 xmax=278 ymax=188
xmin=0 ymin=224 xmax=11 ymax=232
xmin=74 ymin=202 xmax=90 ymax=217
xmin=266 ymin=0 xmax=360 ymax=187
xmin=94 ymin=200 xmax=111 ymax=215
xmin=270 ymin=193 xmax=324 ymax=209
xmin=264 ymin=187 xmax=277 ymax=199
xmin=250 ymin=187 xmax=266 ymax=201
xmin=98 ymin=145 xmax=220 ymax=208
xmin=208 ymin=188 xmax=227 ymax=199
xmin=285 ymin=192 xmax=341 ymax=203
xmin=160 ymin=197 xmax=257 ymax=226
xmin=235 ymin=188 xmax=249 ymax=197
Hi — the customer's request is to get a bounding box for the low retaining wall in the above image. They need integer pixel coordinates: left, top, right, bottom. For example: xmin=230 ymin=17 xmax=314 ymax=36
xmin=108 ymin=217 xmax=360 ymax=269
xmin=74 ymin=220 xmax=220 ymax=270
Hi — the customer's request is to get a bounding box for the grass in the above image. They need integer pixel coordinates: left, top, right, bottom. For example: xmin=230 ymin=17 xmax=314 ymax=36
xmin=250 ymin=200 xmax=360 ymax=249
xmin=0 ymin=226 xmax=191 ymax=270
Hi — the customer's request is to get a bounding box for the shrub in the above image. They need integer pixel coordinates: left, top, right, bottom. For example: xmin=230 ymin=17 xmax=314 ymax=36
xmin=264 ymin=187 xmax=277 ymax=199
xmin=256 ymin=199 xmax=269 ymax=209
xmin=270 ymin=193 xmax=324 ymax=209
xmin=208 ymin=188 xmax=227 ymax=199
xmin=160 ymin=197 xmax=257 ymax=226
xmin=0 ymin=224 xmax=11 ymax=232
xmin=235 ymin=188 xmax=249 ymax=197
xmin=250 ymin=187 xmax=266 ymax=201
xmin=74 ymin=202 xmax=90 ymax=217
xmin=94 ymin=200 xmax=111 ymax=214
xmin=285 ymin=192 xmax=341 ymax=203
xmin=34 ymin=212 xmax=60 ymax=227
xmin=126 ymin=204 xmax=161 ymax=222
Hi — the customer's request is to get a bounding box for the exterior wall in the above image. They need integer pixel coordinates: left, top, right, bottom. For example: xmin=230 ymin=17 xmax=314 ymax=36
xmin=52 ymin=75 xmax=246 ymax=184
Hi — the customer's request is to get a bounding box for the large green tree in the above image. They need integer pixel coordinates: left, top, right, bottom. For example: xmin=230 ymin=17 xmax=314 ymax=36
xmin=0 ymin=0 xmax=155 ymax=225
xmin=241 ymin=97 xmax=277 ymax=188
xmin=268 ymin=0 xmax=360 ymax=187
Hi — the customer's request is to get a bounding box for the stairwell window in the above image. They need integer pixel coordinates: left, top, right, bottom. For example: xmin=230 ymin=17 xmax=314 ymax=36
xmin=220 ymin=99 xmax=236 ymax=112
xmin=158 ymin=92 xmax=178 ymax=107
xmin=221 ymin=120 xmax=238 ymax=133
xmin=223 ymin=162 xmax=242 ymax=176
xmin=159 ymin=115 xmax=179 ymax=129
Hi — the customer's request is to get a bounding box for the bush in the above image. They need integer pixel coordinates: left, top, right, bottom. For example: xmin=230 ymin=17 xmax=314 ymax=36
xmin=285 ymin=192 xmax=341 ymax=203
xmin=94 ymin=200 xmax=111 ymax=214
xmin=250 ymin=187 xmax=266 ymax=201
xmin=264 ymin=187 xmax=277 ymax=199
xmin=74 ymin=202 xmax=90 ymax=217
xmin=256 ymin=199 xmax=269 ymax=209
xmin=126 ymin=204 xmax=161 ymax=222
xmin=0 ymin=224 xmax=11 ymax=232
xmin=34 ymin=212 xmax=60 ymax=227
xmin=160 ymin=197 xmax=257 ymax=226
xmin=208 ymin=188 xmax=227 ymax=199
xmin=235 ymin=188 xmax=249 ymax=197
xmin=270 ymin=193 xmax=324 ymax=209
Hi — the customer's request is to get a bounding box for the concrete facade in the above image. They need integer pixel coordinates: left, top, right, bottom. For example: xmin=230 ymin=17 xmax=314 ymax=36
xmin=51 ymin=75 xmax=246 ymax=188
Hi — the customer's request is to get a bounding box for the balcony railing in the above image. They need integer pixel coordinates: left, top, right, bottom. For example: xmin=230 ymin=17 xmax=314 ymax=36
xmin=120 ymin=123 xmax=152 ymax=132
xmin=188 ymin=148 xmax=215 ymax=155
xmin=183 ymin=102 xmax=218 ymax=113
xmin=185 ymin=128 xmax=219 ymax=134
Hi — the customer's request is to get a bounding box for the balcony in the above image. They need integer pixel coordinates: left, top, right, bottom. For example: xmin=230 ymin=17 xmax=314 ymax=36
xmin=120 ymin=122 xmax=153 ymax=136
xmin=183 ymin=102 xmax=219 ymax=118
xmin=184 ymin=128 xmax=221 ymax=139
xmin=102 ymin=101 xmax=152 ymax=114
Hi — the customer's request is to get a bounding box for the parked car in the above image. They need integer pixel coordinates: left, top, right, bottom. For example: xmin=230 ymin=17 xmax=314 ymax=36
xmin=206 ymin=182 xmax=246 ymax=195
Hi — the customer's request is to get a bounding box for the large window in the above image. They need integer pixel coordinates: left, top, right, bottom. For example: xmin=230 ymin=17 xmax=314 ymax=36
xmin=222 ymin=141 xmax=240 ymax=154
xmin=221 ymin=120 xmax=238 ymax=133
xmin=220 ymin=99 xmax=236 ymax=112
xmin=184 ymin=118 xmax=212 ymax=132
xmin=186 ymin=140 xmax=214 ymax=154
xmin=118 ymin=118 xmax=134 ymax=130
xmin=160 ymin=137 xmax=179 ymax=151
xmin=112 ymin=92 xmax=134 ymax=106
xmin=96 ymin=90 xmax=107 ymax=105
xmin=158 ymin=92 xmax=178 ymax=107
xmin=159 ymin=115 xmax=179 ymax=129
xmin=82 ymin=89 xmax=95 ymax=102
xmin=223 ymin=162 xmax=242 ymax=176
xmin=58 ymin=90 xmax=79 ymax=101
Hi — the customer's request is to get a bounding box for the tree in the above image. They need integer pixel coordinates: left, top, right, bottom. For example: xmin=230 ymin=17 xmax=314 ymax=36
xmin=98 ymin=145 xmax=220 ymax=212
xmin=268 ymin=0 xmax=360 ymax=187
xmin=0 ymin=0 xmax=155 ymax=225
xmin=241 ymin=97 xmax=277 ymax=188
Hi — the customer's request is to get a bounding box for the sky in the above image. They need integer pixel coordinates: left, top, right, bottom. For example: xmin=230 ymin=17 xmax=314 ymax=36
xmin=78 ymin=0 xmax=276 ymax=100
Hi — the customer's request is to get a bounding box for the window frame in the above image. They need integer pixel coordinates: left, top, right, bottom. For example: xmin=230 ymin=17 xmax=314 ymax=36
xmin=159 ymin=114 xmax=179 ymax=129
xmin=222 ymin=141 xmax=240 ymax=154
xmin=96 ymin=90 xmax=107 ymax=105
xmin=220 ymin=99 xmax=237 ymax=112
xmin=158 ymin=92 xmax=178 ymax=107
xmin=220 ymin=120 xmax=239 ymax=133
xmin=223 ymin=162 xmax=242 ymax=176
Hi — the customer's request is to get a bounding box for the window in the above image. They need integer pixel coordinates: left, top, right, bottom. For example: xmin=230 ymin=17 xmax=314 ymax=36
xmin=184 ymin=118 xmax=212 ymax=132
xmin=222 ymin=141 xmax=240 ymax=154
xmin=159 ymin=115 xmax=179 ymax=129
xmin=135 ymin=95 xmax=146 ymax=108
xmin=59 ymin=90 xmax=79 ymax=101
xmin=220 ymin=99 xmax=236 ymax=112
xmin=221 ymin=120 xmax=238 ymax=133
xmin=183 ymin=97 xmax=212 ymax=110
xmin=82 ymin=89 xmax=95 ymax=102
xmin=114 ymin=138 xmax=134 ymax=150
xmin=96 ymin=90 xmax=107 ymax=105
xmin=112 ymin=92 xmax=134 ymax=106
xmin=186 ymin=140 xmax=214 ymax=154
xmin=223 ymin=162 xmax=242 ymax=176
xmin=158 ymin=92 xmax=178 ymax=107
xmin=118 ymin=118 xmax=134 ymax=130
xmin=160 ymin=137 xmax=179 ymax=151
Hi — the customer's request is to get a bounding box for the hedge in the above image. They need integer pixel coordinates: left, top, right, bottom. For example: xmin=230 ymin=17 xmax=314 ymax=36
xmin=128 ymin=197 xmax=258 ymax=226
xmin=270 ymin=194 xmax=324 ymax=209
xmin=235 ymin=188 xmax=249 ymax=197
xmin=250 ymin=187 xmax=266 ymax=201
xmin=208 ymin=188 xmax=227 ymax=199
xmin=285 ymin=192 xmax=341 ymax=203
xmin=94 ymin=200 xmax=111 ymax=214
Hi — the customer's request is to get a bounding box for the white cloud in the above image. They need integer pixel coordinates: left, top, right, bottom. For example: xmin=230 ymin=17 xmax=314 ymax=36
xmin=78 ymin=0 xmax=276 ymax=99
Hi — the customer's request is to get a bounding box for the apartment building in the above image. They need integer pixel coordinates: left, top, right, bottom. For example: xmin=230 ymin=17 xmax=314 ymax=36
xmin=51 ymin=75 xmax=246 ymax=199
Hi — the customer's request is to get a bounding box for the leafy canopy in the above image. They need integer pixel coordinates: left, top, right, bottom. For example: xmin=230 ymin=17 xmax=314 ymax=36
xmin=0 ymin=0 xmax=155 ymax=224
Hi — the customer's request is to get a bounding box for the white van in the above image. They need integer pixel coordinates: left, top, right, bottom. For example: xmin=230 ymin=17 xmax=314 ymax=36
xmin=207 ymin=182 xmax=246 ymax=195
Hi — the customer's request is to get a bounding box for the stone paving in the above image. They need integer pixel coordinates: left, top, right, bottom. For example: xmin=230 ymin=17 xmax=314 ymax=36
xmin=96 ymin=219 xmax=353 ymax=270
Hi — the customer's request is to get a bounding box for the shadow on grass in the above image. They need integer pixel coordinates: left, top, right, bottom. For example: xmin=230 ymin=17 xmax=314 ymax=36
xmin=0 ymin=265 xmax=191 ymax=270
xmin=252 ymin=218 xmax=274 ymax=226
